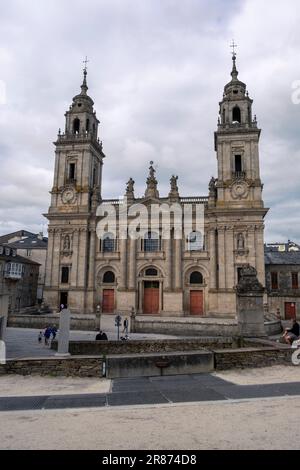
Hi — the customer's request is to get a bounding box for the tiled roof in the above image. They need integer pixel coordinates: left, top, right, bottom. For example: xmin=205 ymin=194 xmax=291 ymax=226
xmin=265 ymin=251 xmax=300 ymax=266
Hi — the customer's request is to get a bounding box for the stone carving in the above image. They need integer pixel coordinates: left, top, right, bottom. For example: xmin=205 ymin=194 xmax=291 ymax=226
xmin=169 ymin=175 xmax=179 ymax=200
xmin=125 ymin=177 xmax=135 ymax=201
xmin=209 ymin=177 xmax=217 ymax=198
xmin=64 ymin=235 xmax=71 ymax=251
xmin=237 ymin=233 xmax=245 ymax=250
xmin=231 ymin=180 xmax=249 ymax=200
xmin=145 ymin=161 xmax=159 ymax=199
xmin=236 ymin=265 xmax=264 ymax=293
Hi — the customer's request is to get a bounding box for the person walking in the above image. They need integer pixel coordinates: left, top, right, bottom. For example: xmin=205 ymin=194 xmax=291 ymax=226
xmin=44 ymin=326 xmax=51 ymax=346
xmin=123 ymin=317 xmax=129 ymax=335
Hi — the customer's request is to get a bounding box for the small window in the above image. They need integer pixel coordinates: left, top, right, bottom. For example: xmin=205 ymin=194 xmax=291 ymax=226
xmin=233 ymin=89 xmax=239 ymax=95
xmin=73 ymin=118 xmax=80 ymax=134
xmin=232 ymin=106 xmax=241 ymax=123
xmin=86 ymin=119 xmax=90 ymax=132
xmin=292 ymin=273 xmax=299 ymax=289
xmin=61 ymin=267 xmax=69 ymax=284
xmin=69 ymin=163 xmax=76 ymax=181
xmin=271 ymin=272 xmax=278 ymax=290
xmin=190 ymin=271 xmax=203 ymax=284
xmin=103 ymin=271 xmax=115 ymax=283
xmin=145 ymin=268 xmax=158 ymax=276
xmin=235 ymin=155 xmax=242 ymax=173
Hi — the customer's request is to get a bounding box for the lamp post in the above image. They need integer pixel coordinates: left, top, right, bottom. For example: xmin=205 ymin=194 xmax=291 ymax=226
xmin=96 ymin=304 xmax=101 ymax=332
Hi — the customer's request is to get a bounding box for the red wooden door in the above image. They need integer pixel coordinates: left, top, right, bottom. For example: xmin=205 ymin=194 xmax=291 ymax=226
xmin=102 ymin=289 xmax=114 ymax=313
xmin=285 ymin=302 xmax=296 ymax=320
xmin=144 ymin=283 xmax=159 ymax=314
xmin=190 ymin=290 xmax=204 ymax=315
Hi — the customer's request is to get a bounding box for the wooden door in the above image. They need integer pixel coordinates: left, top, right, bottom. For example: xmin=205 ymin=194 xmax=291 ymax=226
xmin=190 ymin=290 xmax=204 ymax=315
xmin=285 ymin=302 xmax=296 ymax=320
xmin=144 ymin=282 xmax=159 ymax=314
xmin=102 ymin=289 xmax=114 ymax=313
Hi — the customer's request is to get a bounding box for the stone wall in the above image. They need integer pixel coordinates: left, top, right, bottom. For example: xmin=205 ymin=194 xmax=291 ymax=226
xmin=51 ymin=337 xmax=240 ymax=355
xmin=7 ymin=313 xmax=96 ymax=331
xmin=133 ymin=318 xmax=239 ymax=337
xmin=214 ymin=347 xmax=292 ymax=370
xmin=0 ymin=356 xmax=103 ymax=377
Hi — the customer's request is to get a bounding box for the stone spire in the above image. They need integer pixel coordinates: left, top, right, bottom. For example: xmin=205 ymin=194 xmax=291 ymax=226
xmin=145 ymin=161 xmax=159 ymax=199
xmin=80 ymin=68 xmax=88 ymax=96
xmin=231 ymin=52 xmax=239 ymax=81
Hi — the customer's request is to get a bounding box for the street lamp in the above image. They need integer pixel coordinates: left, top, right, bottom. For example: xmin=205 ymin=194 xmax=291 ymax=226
xmin=96 ymin=304 xmax=101 ymax=331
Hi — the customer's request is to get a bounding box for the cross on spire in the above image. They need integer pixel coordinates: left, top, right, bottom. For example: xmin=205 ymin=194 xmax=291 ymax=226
xmin=83 ymin=56 xmax=89 ymax=72
xmin=230 ymin=40 xmax=237 ymax=57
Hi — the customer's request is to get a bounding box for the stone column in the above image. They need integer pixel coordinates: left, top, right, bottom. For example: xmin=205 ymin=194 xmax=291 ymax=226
xmin=218 ymin=227 xmax=226 ymax=289
xmin=174 ymin=238 xmax=182 ymax=290
xmin=119 ymin=230 xmax=127 ymax=290
xmin=71 ymin=230 xmax=79 ymax=286
xmin=56 ymin=308 xmax=71 ymax=356
xmin=128 ymin=238 xmax=136 ymax=290
xmin=164 ymin=233 xmax=172 ymax=291
xmin=225 ymin=227 xmax=235 ymax=289
xmin=236 ymin=265 xmax=265 ymax=337
xmin=255 ymin=225 xmax=266 ymax=287
xmin=247 ymin=226 xmax=256 ymax=269
xmin=209 ymin=229 xmax=217 ymax=289
xmin=78 ymin=229 xmax=88 ymax=287
xmin=45 ymin=228 xmax=55 ymax=287
xmin=52 ymin=229 xmax=61 ymax=287
xmin=88 ymin=230 xmax=96 ymax=288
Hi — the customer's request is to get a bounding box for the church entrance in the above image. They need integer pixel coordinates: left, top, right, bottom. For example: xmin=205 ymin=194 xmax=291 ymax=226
xmin=102 ymin=289 xmax=114 ymax=313
xmin=143 ymin=281 xmax=159 ymax=314
xmin=60 ymin=292 xmax=68 ymax=309
xmin=190 ymin=290 xmax=204 ymax=315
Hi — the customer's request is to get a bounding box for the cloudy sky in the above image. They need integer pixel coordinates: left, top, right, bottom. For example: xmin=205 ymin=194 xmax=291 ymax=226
xmin=0 ymin=0 xmax=299 ymax=242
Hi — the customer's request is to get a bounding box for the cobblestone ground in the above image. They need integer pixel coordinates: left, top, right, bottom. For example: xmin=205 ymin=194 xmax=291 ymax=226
xmin=5 ymin=315 xmax=178 ymax=359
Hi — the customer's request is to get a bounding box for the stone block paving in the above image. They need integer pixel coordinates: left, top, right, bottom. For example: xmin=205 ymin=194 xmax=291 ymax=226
xmin=1 ymin=373 xmax=300 ymax=412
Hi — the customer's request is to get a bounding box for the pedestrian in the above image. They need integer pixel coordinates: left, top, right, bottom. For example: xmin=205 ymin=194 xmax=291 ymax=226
xmin=123 ymin=317 xmax=129 ymax=334
xmin=51 ymin=325 xmax=58 ymax=341
xmin=38 ymin=331 xmax=43 ymax=344
xmin=283 ymin=318 xmax=300 ymax=345
xmin=95 ymin=330 xmax=108 ymax=341
xmin=44 ymin=326 xmax=51 ymax=346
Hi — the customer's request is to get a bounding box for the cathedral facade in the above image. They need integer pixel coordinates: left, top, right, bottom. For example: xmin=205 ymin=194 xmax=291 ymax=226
xmin=44 ymin=54 xmax=268 ymax=318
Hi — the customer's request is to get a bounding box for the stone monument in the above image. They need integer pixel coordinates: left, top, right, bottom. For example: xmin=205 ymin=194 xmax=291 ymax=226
xmin=236 ymin=265 xmax=266 ymax=337
xmin=56 ymin=308 xmax=71 ymax=356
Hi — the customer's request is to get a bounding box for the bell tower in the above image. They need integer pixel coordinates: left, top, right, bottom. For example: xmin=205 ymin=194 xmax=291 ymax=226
xmin=208 ymin=48 xmax=269 ymax=317
xmin=44 ymin=63 xmax=105 ymax=313
xmin=215 ymin=50 xmax=263 ymax=208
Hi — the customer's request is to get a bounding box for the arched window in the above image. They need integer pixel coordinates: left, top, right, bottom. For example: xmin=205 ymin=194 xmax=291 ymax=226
xmin=102 ymin=233 xmax=116 ymax=253
xmin=103 ymin=271 xmax=115 ymax=283
xmin=190 ymin=271 xmax=203 ymax=284
xmin=143 ymin=231 xmax=160 ymax=252
xmin=145 ymin=268 xmax=158 ymax=276
xmin=187 ymin=231 xmax=203 ymax=251
xmin=86 ymin=119 xmax=90 ymax=132
xmin=73 ymin=118 xmax=80 ymax=134
xmin=232 ymin=106 xmax=241 ymax=123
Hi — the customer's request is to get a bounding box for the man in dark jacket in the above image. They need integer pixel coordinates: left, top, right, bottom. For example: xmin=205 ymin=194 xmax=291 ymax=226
xmin=96 ymin=330 xmax=108 ymax=341
xmin=283 ymin=319 xmax=300 ymax=345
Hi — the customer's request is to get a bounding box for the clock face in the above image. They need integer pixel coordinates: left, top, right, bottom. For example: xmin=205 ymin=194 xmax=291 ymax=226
xmin=61 ymin=188 xmax=76 ymax=204
xmin=231 ymin=181 xmax=249 ymax=200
